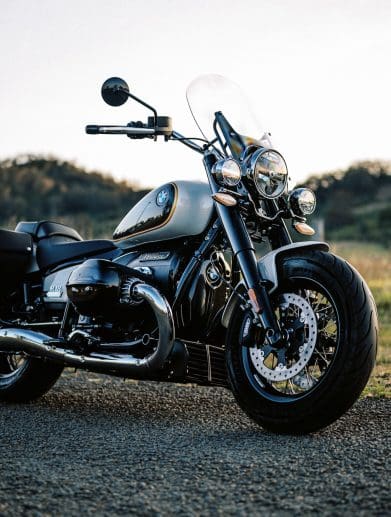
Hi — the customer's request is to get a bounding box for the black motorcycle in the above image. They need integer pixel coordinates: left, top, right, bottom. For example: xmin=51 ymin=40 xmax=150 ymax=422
xmin=0 ymin=74 xmax=377 ymax=433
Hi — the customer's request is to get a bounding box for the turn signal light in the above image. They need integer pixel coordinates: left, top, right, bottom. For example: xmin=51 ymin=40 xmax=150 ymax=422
xmin=212 ymin=193 xmax=237 ymax=207
xmin=293 ymin=221 xmax=315 ymax=236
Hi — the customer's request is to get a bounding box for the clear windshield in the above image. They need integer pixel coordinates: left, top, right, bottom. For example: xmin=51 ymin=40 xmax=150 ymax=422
xmin=186 ymin=74 xmax=272 ymax=147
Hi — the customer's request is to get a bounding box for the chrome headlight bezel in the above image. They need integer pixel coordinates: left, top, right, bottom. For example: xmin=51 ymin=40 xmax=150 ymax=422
xmin=247 ymin=148 xmax=288 ymax=199
xmin=212 ymin=158 xmax=242 ymax=187
xmin=288 ymin=188 xmax=317 ymax=216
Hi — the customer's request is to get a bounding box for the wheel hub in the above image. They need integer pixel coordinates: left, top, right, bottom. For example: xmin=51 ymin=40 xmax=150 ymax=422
xmin=249 ymin=293 xmax=317 ymax=382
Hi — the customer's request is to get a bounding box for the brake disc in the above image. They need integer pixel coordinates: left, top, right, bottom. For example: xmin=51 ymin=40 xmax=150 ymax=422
xmin=249 ymin=293 xmax=317 ymax=382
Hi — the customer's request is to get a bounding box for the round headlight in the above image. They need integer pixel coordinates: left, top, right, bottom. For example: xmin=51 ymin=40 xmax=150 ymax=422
xmin=212 ymin=158 xmax=241 ymax=187
xmin=248 ymin=149 xmax=288 ymax=198
xmin=288 ymin=188 xmax=316 ymax=215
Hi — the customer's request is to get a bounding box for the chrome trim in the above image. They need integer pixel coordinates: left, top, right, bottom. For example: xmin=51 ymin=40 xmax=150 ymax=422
xmin=212 ymin=158 xmax=241 ymax=187
xmin=0 ymin=284 xmax=175 ymax=378
xmin=288 ymin=187 xmax=317 ymax=216
xmin=133 ymin=266 xmax=153 ymax=276
xmin=98 ymin=126 xmax=155 ymax=135
xmin=206 ymin=344 xmax=212 ymax=382
xmin=246 ymin=148 xmax=288 ymax=199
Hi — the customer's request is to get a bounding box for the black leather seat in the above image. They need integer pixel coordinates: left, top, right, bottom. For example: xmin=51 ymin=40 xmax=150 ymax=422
xmin=37 ymin=239 xmax=117 ymax=271
xmin=16 ymin=220 xmax=117 ymax=271
xmin=15 ymin=221 xmax=83 ymax=242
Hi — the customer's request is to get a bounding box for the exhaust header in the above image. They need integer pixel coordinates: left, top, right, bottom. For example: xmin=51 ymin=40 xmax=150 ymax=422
xmin=0 ymin=283 xmax=174 ymax=378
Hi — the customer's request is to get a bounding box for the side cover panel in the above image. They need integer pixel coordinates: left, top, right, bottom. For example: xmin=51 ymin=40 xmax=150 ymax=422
xmin=0 ymin=229 xmax=33 ymax=278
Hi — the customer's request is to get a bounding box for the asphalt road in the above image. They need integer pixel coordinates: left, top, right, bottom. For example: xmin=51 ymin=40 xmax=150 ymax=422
xmin=0 ymin=371 xmax=389 ymax=516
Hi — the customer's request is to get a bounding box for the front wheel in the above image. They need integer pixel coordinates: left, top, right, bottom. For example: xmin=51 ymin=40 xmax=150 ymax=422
xmin=226 ymin=250 xmax=378 ymax=434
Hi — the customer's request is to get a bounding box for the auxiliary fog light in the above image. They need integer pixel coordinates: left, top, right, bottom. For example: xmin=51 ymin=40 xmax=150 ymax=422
xmin=288 ymin=188 xmax=316 ymax=216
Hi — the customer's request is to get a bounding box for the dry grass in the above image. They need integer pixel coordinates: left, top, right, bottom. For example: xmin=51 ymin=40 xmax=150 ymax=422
xmin=331 ymin=242 xmax=390 ymax=397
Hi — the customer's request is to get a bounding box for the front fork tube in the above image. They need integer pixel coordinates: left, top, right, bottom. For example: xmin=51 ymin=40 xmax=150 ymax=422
xmin=203 ymin=153 xmax=281 ymax=344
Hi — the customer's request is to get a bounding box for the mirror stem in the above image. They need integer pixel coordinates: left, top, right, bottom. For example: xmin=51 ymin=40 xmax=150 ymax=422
xmin=125 ymin=91 xmax=157 ymax=128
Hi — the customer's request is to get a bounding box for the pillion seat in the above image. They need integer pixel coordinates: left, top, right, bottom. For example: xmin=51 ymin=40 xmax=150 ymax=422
xmin=15 ymin=220 xmax=83 ymax=242
xmin=15 ymin=220 xmax=117 ymax=271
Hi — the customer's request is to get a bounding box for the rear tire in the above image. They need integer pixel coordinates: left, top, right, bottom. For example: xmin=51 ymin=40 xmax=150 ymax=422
xmin=0 ymin=355 xmax=63 ymax=402
xmin=226 ymin=250 xmax=378 ymax=434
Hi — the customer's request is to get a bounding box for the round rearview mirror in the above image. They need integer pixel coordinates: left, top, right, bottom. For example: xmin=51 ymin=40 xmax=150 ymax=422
xmin=101 ymin=77 xmax=129 ymax=107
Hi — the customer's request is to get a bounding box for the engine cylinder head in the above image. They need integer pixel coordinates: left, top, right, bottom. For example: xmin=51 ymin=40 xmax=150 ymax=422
xmin=66 ymin=259 xmax=145 ymax=320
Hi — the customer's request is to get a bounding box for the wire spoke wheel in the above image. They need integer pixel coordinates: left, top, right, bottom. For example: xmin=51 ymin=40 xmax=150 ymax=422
xmin=0 ymin=352 xmax=28 ymax=379
xmin=242 ymin=280 xmax=339 ymax=399
xmin=227 ymin=251 xmax=377 ymax=433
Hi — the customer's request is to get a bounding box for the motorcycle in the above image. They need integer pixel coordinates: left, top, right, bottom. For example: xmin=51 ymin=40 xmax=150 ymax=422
xmin=0 ymin=74 xmax=378 ymax=434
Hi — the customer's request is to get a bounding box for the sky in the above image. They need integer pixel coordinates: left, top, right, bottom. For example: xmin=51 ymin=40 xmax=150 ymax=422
xmin=1 ymin=0 xmax=390 ymax=188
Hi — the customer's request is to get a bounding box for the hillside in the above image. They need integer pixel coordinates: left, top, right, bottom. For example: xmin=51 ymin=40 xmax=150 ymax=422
xmin=301 ymin=160 xmax=391 ymax=246
xmin=0 ymin=156 xmax=149 ymax=238
xmin=0 ymin=155 xmax=389 ymax=245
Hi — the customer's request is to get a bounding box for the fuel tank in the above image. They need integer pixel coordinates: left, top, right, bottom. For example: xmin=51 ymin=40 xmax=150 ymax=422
xmin=113 ymin=180 xmax=214 ymax=248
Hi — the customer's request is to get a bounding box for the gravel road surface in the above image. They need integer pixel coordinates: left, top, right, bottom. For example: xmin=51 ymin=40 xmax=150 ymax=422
xmin=0 ymin=371 xmax=389 ymax=516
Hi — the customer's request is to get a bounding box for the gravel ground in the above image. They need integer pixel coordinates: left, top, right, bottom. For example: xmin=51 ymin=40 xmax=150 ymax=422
xmin=0 ymin=371 xmax=389 ymax=516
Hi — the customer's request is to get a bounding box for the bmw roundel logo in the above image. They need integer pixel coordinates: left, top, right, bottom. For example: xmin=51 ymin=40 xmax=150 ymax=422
xmin=156 ymin=188 xmax=169 ymax=206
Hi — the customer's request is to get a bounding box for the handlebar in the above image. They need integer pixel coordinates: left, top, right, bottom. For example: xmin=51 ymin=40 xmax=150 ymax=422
xmin=85 ymin=122 xmax=205 ymax=154
xmin=86 ymin=125 xmax=155 ymax=136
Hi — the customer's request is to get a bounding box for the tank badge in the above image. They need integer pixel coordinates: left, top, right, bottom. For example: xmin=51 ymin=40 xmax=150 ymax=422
xmin=156 ymin=188 xmax=169 ymax=206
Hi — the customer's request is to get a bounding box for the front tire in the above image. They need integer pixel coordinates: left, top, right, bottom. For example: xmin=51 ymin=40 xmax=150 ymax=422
xmin=226 ymin=250 xmax=378 ymax=434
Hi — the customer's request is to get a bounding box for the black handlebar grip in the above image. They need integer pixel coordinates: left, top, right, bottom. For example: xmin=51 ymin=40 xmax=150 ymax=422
xmin=85 ymin=125 xmax=100 ymax=134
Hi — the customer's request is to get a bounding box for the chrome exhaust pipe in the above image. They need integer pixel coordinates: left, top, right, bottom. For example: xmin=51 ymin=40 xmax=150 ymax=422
xmin=0 ymin=283 xmax=175 ymax=378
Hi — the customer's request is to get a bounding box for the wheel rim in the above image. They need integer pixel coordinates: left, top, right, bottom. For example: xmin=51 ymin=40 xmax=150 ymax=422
xmin=241 ymin=277 xmax=340 ymax=401
xmin=0 ymin=353 xmax=27 ymax=379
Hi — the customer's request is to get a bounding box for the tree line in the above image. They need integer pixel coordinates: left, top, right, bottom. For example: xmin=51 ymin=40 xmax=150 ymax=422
xmin=301 ymin=161 xmax=391 ymax=246
xmin=0 ymin=155 xmax=148 ymax=239
xmin=0 ymin=155 xmax=389 ymax=245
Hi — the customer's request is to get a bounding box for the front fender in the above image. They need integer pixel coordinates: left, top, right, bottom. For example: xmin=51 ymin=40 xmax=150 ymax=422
xmin=221 ymin=241 xmax=329 ymax=328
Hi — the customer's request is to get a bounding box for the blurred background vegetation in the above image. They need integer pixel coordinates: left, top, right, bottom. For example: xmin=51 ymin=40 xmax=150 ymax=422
xmin=0 ymin=155 xmax=149 ymax=239
xmin=0 ymin=155 xmax=389 ymax=396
